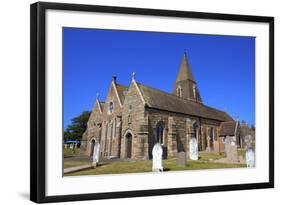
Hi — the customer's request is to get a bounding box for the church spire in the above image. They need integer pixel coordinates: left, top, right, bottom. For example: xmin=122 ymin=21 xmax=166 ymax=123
xmin=173 ymin=51 xmax=202 ymax=103
xmin=176 ymin=50 xmax=195 ymax=83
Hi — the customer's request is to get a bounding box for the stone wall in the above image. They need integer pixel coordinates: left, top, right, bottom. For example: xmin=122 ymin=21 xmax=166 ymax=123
xmin=146 ymin=108 xmax=222 ymax=158
xmin=81 ymin=81 xmax=225 ymax=159
xmin=80 ymin=101 xmax=103 ymax=156
xmin=121 ymin=82 xmax=148 ymax=160
xmin=99 ymin=82 xmax=124 ymax=158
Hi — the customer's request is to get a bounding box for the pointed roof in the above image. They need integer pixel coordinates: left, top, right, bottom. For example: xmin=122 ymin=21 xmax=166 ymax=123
xmin=219 ymin=121 xmax=239 ymax=136
xmin=115 ymin=84 xmax=128 ymax=104
xmin=137 ymin=83 xmax=232 ymax=122
xmin=176 ymin=51 xmax=195 ymax=82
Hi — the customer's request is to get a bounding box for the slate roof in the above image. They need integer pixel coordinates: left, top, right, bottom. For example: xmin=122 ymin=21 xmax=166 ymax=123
xmin=137 ymin=83 xmax=232 ymax=122
xmin=115 ymin=84 xmax=128 ymax=104
xmin=176 ymin=51 xmax=195 ymax=82
xmin=219 ymin=121 xmax=238 ymax=136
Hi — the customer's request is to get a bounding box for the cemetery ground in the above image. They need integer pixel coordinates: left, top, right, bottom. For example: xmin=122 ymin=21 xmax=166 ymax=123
xmin=64 ymin=148 xmax=247 ymax=176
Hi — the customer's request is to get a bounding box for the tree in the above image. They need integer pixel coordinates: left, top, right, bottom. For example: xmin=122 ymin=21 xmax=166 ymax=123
xmin=251 ymin=124 xmax=255 ymax=131
xmin=64 ymin=111 xmax=91 ymax=141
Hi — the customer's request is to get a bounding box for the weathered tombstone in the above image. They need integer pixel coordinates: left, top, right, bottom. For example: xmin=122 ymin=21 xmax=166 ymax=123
xmin=189 ymin=137 xmax=198 ymax=160
xmin=152 ymin=143 xmax=163 ymax=172
xmin=177 ymin=152 xmax=187 ymax=166
xmin=224 ymin=136 xmax=239 ymax=163
xmin=64 ymin=144 xmax=67 ymax=149
xmin=213 ymin=140 xmax=220 ymax=154
xmin=246 ymin=148 xmax=255 ymax=168
xmin=92 ymin=143 xmax=100 ymax=168
xmin=69 ymin=143 xmax=74 ymax=149
xmin=244 ymin=135 xmax=255 ymax=168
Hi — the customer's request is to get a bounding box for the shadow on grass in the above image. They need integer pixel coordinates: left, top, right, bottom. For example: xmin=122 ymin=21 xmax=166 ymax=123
xmin=97 ymin=162 xmax=109 ymax=167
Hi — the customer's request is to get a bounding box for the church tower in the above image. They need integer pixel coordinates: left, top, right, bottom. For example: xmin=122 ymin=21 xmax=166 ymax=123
xmin=173 ymin=51 xmax=202 ymax=103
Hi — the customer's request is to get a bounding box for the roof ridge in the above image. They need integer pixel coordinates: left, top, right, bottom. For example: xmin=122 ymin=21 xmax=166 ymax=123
xmin=136 ymin=82 xmax=232 ymax=122
xmin=137 ymin=82 xmax=203 ymax=105
xmin=115 ymin=83 xmax=128 ymax=89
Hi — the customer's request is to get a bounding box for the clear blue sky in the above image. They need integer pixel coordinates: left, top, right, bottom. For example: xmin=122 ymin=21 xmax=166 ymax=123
xmin=63 ymin=27 xmax=255 ymax=130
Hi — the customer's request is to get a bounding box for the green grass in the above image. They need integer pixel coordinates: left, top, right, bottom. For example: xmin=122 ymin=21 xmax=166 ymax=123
xmin=64 ymin=156 xmax=246 ymax=176
xmin=199 ymin=152 xmax=226 ymax=161
xmin=64 ymin=161 xmax=91 ymax=169
xmin=64 ymin=148 xmax=80 ymax=158
xmin=238 ymin=149 xmax=246 ymax=157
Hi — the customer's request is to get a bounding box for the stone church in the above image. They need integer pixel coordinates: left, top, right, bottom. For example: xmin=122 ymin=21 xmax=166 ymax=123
xmin=80 ymin=52 xmax=244 ymax=160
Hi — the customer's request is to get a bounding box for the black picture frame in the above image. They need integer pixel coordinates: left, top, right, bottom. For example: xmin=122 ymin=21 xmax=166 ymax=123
xmin=30 ymin=1 xmax=274 ymax=203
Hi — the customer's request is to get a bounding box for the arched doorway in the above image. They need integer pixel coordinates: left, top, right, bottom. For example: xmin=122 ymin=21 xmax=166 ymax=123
xmin=125 ymin=133 xmax=132 ymax=158
xmin=89 ymin=138 xmax=95 ymax=157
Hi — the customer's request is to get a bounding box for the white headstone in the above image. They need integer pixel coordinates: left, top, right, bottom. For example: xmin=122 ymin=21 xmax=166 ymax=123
xmin=246 ymin=148 xmax=255 ymax=168
xmin=152 ymin=143 xmax=163 ymax=172
xmin=69 ymin=144 xmax=74 ymax=149
xmin=92 ymin=143 xmax=100 ymax=164
xmin=189 ymin=137 xmax=198 ymax=160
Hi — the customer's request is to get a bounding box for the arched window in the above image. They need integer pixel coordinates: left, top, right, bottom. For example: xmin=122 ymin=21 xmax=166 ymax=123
xmin=109 ymin=102 xmax=114 ymax=114
xmin=177 ymin=86 xmax=182 ymax=97
xmin=156 ymin=124 xmax=164 ymax=144
xmin=193 ymin=84 xmax=197 ymax=99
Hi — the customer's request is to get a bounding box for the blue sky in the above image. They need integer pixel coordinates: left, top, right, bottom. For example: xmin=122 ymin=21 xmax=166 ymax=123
xmin=63 ymin=28 xmax=255 ymax=129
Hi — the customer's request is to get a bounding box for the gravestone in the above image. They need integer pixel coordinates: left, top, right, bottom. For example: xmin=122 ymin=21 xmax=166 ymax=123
xmin=177 ymin=152 xmax=187 ymax=166
xmin=224 ymin=136 xmax=239 ymax=163
xmin=92 ymin=143 xmax=100 ymax=168
xmin=64 ymin=144 xmax=67 ymax=149
xmin=189 ymin=137 xmax=198 ymax=160
xmin=213 ymin=140 xmax=220 ymax=154
xmin=152 ymin=143 xmax=163 ymax=172
xmin=244 ymin=135 xmax=255 ymax=168
xmin=69 ymin=143 xmax=74 ymax=149
xmin=246 ymin=148 xmax=255 ymax=168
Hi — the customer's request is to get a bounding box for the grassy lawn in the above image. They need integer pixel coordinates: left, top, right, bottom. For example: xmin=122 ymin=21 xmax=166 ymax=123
xmin=64 ymin=151 xmax=247 ymax=176
xmin=64 ymin=148 xmax=80 ymax=158
xmin=64 ymin=161 xmax=91 ymax=169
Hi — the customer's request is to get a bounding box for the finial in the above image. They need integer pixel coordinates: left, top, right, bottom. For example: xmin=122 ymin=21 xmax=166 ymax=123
xmin=184 ymin=49 xmax=187 ymax=55
xmin=132 ymin=72 xmax=136 ymax=81
xmin=96 ymin=93 xmax=99 ymax=101
xmin=112 ymin=75 xmax=117 ymax=84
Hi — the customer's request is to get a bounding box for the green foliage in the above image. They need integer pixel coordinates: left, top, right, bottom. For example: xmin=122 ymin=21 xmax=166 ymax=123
xmin=250 ymin=124 xmax=255 ymax=131
xmin=64 ymin=111 xmax=91 ymax=141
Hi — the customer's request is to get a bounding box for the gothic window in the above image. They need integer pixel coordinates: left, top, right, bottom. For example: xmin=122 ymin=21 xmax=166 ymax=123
xmin=156 ymin=124 xmax=164 ymax=145
xmin=109 ymin=102 xmax=114 ymax=114
xmin=128 ymin=115 xmax=132 ymax=124
xmin=129 ymin=104 xmax=132 ymax=112
xmin=177 ymin=86 xmax=182 ymax=97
